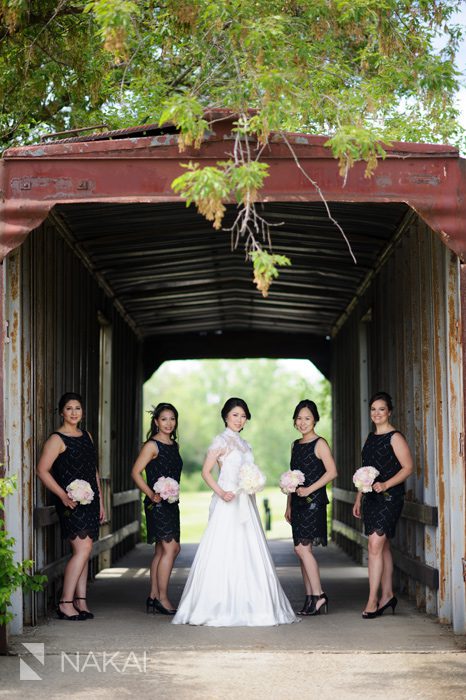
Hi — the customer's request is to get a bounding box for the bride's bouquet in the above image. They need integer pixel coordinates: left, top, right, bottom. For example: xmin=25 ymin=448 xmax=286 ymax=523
xmin=279 ymin=469 xmax=305 ymax=495
xmin=352 ymin=466 xmax=380 ymax=493
xmin=153 ymin=476 xmax=180 ymax=503
xmin=238 ymin=463 xmax=266 ymax=495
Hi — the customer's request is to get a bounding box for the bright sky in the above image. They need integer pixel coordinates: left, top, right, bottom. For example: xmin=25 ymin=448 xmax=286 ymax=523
xmin=154 ymin=358 xmax=324 ymax=384
xmin=450 ymin=4 xmax=465 ymax=129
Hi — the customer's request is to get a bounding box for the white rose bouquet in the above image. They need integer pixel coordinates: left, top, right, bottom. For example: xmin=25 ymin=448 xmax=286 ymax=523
xmin=238 ymin=463 xmax=266 ymax=495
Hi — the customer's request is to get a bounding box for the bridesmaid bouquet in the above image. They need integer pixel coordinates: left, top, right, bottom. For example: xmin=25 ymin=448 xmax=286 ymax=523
xmin=64 ymin=479 xmax=94 ymax=516
xmin=66 ymin=479 xmax=94 ymax=505
xmin=238 ymin=463 xmax=266 ymax=495
xmin=153 ymin=476 xmax=180 ymax=503
xmin=279 ymin=469 xmax=305 ymax=494
xmin=352 ymin=466 xmax=380 ymax=492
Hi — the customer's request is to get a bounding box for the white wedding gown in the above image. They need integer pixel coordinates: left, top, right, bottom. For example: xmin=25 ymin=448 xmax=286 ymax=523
xmin=172 ymin=428 xmax=297 ymax=626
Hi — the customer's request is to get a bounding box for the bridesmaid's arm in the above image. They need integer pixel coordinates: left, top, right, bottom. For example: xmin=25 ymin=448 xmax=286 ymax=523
xmin=201 ymin=451 xmax=234 ymax=501
xmin=373 ymin=433 xmax=414 ymax=493
xmin=95 ymin=470 xmax=106 ymax=523
xmin=284 ymin=494 xmax=292 ymax=524
xmin=131 ymin=441 xmax=161 ymax=503
xmin=88 ymin=432 xmax=106 ymax=522
xmin=284 ymin=442 xmax=293 ymax=522
xmin=36 ymin=435 xmax=77 ymax=509
xmin=296 ymin=439 xmax=338 ymax=498
xmin=353 ymin=492 xmax=362 ymax=519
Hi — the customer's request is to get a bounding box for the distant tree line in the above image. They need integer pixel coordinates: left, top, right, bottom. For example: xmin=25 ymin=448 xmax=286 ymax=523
xmin=144 ymin=359 xmax=331 ymax=490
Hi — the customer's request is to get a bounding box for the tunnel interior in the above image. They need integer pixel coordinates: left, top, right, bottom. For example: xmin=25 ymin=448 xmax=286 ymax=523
xmin=54 ymin=199 xmax=409 ymax=377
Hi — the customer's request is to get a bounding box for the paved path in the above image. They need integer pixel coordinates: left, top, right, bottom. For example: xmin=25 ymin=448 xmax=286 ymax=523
xmin=1 ymin=541 xmax=464 ymax=699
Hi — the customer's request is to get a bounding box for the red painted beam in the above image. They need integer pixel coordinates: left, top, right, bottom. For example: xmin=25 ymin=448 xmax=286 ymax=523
xmin=1 ymin=126 xmax=465 ymax=261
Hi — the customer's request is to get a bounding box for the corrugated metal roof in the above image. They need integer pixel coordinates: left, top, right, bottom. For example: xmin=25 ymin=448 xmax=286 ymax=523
xmin=56 ymin=199 xmax=408 ymax=341
xmin=40 ymin=122 xmax=178 ymax=144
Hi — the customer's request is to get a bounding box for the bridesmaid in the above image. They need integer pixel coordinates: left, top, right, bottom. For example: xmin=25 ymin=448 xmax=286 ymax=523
xmin=353 ymin=391 xmax=413 ymax=619
xmin=131 ymin=402 xmax=182 ymax=616
xmin=285 ymin=399 xmax=337 ymax=616
xmin=37 ymin=392 xmax=105 ymax=621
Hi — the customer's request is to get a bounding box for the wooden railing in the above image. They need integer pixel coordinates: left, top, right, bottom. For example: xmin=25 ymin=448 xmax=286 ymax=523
xmin=332 ymin=487 xmax=439 ymax=590
xmin=34 ymin=489 xmax=140 ymax=582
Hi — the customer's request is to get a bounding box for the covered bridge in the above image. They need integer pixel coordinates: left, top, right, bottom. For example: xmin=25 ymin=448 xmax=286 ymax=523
xmin=1 ymin=111 xmax=465 ymax=640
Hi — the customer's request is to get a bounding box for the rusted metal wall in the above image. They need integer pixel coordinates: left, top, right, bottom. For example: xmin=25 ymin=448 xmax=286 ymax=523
xmin=332 ymin=213 xmax=466 ymax=630
xmin=3 ymin=216 xmax=142 ymax=626
xmin=0 ymin=261 xmax=9 ymax=651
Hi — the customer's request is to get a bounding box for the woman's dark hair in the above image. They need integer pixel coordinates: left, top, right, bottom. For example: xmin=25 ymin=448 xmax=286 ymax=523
xmin=221 ymin=397 xmax=251 ymax=426
xmin=58 ymin=392 xmax=83 ymax=415
xmin=146 ymin=402 xmax=179 ymax=441
xmin=292 ymin=399 xmax=320 ymax=424
xmin=369 ymin=391 xmax=393 ymax=412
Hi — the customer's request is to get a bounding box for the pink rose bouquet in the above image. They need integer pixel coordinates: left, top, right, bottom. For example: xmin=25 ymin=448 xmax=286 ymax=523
xmin=66 ymin=479 xmax=94 ymax=505
xmin=153 ymin=476 xmax=180 ymax=503
xmin=279 ymin=469 xmax=305 ymax=495
xmin=352 ymin=466 xmax=380 ymax=493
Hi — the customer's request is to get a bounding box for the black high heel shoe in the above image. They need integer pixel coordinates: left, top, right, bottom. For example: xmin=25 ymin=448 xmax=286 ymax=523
xmin=307 ymin=593 xmax=328 ymax=616
xmin=73 ymin=597 xmax=94 ymax=620
xmin=57 ymin=600 xmax=85 ymax=621
xmin=297 ymin=595 xmax=313 ymax=616
xmin=146 ymin=596 xmax=156 ymax=614
xmin=362 ymin=604 xmax=379 ymax=619
xmin=377 ymin=596 xmax=397 ymax=616
xmin=153 ymin=599 xmax=177 ymax=615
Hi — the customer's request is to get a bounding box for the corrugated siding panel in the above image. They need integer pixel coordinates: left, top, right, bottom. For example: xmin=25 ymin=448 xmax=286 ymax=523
xmin=332 ymin=216 xmax=459 ymax=614
xmin=19 ymin=218 xmax=142 ymax=618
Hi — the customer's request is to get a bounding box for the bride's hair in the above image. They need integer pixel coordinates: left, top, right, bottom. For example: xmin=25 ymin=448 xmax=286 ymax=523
xmin=292 ymin=399 xmax=320 ymax=424
xmin=146 ymin=402 xmax=179 ymax=441
xmin=221 ymin=397 xmax=251 ymax=425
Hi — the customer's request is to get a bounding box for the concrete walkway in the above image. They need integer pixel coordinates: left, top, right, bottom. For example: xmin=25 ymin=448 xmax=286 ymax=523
xmin=1 ymin=541 xmax=465 ymax=699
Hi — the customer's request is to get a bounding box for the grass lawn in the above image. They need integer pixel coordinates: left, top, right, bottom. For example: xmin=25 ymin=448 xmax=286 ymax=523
xmin=180 ymin=487 xmax=299 ymax=543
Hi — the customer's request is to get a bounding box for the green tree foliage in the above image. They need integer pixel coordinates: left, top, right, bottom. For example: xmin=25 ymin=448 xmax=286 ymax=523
xmin=2 ymin=2 xmax=462 ymax=147
xmin=143 ymin=359 xmax=331 ymax=490
xmin=0 ymin=475 xmax=47 ymax=625
xmin=1 ymin=1 xmax=464 ymax=291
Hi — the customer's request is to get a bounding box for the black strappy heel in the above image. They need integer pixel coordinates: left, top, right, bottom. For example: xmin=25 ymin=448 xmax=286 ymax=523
xmin=73 ymin=597 xmax=94 ymax=619
xmin=297 ymin=595 xmax=313 ymax=615
xmin=57 ymin=600 xmax=85 ymax=621
xmin=307 ymin=593 xmax=328 ymax=616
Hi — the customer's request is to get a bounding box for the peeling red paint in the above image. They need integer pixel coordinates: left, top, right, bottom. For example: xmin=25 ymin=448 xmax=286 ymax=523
xmin=1 ymin=118 xmax=465 ymax=262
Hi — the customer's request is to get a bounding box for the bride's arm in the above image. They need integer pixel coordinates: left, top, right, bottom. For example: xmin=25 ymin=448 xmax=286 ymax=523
xmin=201 ymin=452 xmax=235 ymax=502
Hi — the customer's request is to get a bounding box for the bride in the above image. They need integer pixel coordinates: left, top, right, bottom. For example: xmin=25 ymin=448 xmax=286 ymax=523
xmin=172 ymin=397 xmax=297 ymax=626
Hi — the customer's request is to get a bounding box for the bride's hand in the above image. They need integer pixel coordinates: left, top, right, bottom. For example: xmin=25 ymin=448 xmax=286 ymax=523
xmin=221 ymin=490 xmax=235 ymax=502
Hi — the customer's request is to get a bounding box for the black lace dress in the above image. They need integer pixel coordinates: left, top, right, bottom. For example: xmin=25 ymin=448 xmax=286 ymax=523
xmin=290 ymin=437 xmax=329 ymax=547
xmin=51 ymin=431 xmax=100 ymax=541
xmin=362 ymin=431 xmax=405 ymax=539
xmin=144 ymin=439 xmax=183 ymax=544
